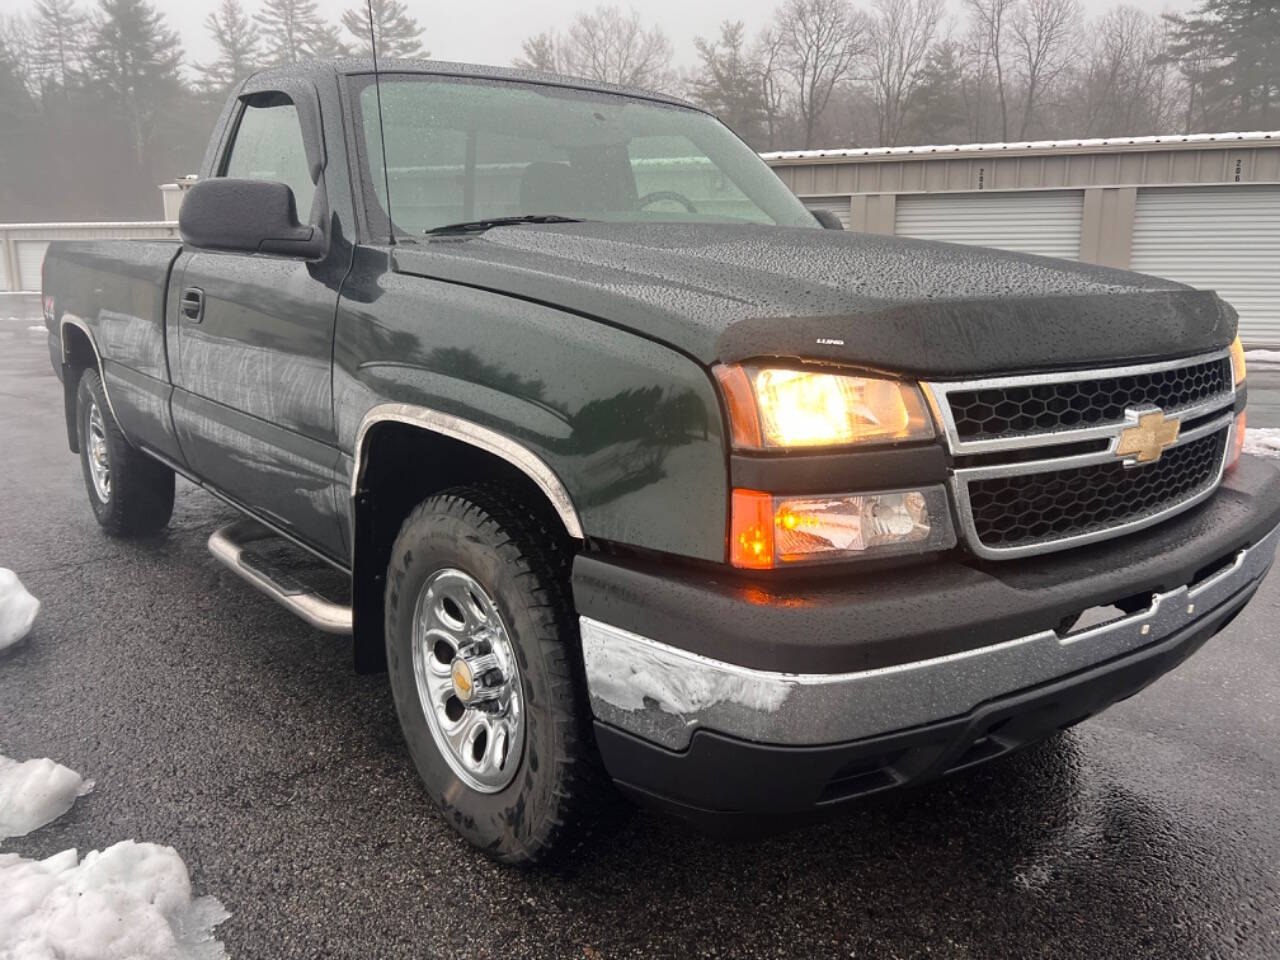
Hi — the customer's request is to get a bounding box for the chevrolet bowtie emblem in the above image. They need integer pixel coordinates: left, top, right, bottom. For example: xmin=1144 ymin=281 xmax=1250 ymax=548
xmin=1115 ymin=409 xmax=1181 ymax=464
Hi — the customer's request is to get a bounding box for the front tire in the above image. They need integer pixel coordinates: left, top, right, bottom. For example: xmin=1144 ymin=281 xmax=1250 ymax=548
xmin=385 ymin=486 xmax=611 ymax=864
xmin=76 ymin=368 xmax=174 ymax=537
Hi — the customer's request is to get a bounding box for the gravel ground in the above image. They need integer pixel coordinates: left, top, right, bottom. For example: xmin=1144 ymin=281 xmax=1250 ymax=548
xmin=2 ymin=301 xmax=1279 ymax=959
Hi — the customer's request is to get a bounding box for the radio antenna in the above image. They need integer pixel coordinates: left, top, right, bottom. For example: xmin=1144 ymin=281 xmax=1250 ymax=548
xmin=367 ymin=0 xmax=394 ymax=245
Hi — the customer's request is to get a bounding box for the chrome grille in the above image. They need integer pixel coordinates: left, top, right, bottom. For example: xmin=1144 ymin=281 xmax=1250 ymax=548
xmin=925 ymin=350 xmax=1238 ymax=559
xmin=966 ymin=429 xmax=1227 ymax=550
xmin=948 ymin=356 xmax=1232 ymax=442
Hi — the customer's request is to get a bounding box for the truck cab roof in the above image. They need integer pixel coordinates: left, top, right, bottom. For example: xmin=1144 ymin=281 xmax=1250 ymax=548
xmin=242 ymin=58 xmax=699 ymax=113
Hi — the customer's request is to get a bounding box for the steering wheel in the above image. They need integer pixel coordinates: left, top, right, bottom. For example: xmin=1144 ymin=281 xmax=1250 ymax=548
xmin=637 ymin=190 xmax=699 ymax=214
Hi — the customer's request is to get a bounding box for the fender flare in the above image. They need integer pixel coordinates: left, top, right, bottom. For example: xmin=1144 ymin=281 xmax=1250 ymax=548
xmin=60 ymin=317 xmax=124 ymax=451
xmin=350 ymin=402 xmax=585 ymax=540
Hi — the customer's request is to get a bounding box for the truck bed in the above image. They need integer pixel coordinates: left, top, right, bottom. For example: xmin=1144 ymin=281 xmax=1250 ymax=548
xmin=44 ymin=239 xmax=185 ymax=465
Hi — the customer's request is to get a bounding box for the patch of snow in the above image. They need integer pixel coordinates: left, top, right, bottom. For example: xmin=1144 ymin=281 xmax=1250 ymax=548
xmin=0 ymin=756 xmax=92 ymax=839
xmin=1244 ymin=427 xmax=1280 ymax=459
xmin=0 ymin=756 xmax=229 ymax=957
xmin=28 ymin=324 xmax=46 ymax=333
xmin=0 ymin=842 xmax=230 ymax=959
xmin=0 ymin=568 xmax=40 ymax=653
xmin=1244 ymin=348 xmax=1280 ymax=365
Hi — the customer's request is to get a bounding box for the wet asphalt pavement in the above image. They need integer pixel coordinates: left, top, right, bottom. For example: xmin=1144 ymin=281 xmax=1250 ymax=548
xmin=2 ymin=299 xmax=1279 ymax=960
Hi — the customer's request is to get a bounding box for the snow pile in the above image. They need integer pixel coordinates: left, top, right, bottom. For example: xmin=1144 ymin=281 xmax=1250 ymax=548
xmin=0 ymin=756 xmax=92 ymax=839
xmin=0 ymin=842 xmax=230 ymax=960
xmin=0 ymin=568 xmax=40 ymax=653
xmin=1244 ymin=428 xmax=1280 ymax=459
xmin=0 ymin=754 xmax=229 ymax=959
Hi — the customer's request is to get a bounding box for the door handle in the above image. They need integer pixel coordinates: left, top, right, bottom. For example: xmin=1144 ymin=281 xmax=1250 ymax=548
xmin=180 ymin=286 xmax=204 ymax=322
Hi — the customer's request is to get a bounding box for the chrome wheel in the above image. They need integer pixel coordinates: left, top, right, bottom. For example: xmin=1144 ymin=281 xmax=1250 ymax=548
xmin=87 ymin=401 xmax=111 ymax=502
xmin=412 ymin=568 xmax=524 ymax=793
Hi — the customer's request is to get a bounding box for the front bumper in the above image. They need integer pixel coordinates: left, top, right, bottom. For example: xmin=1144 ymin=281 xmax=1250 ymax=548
xmin=573 ymin=456 xmax=1280 ymax=820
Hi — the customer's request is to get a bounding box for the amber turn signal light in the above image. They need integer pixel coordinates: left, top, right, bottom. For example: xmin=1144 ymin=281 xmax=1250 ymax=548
xmin=729 ymin=489 xmax=775 ymax=569
xmin=1229 ymin=410 xmax=1247 ymax=470
xmin=1230 ymin=336 xmax=1247 ymax=386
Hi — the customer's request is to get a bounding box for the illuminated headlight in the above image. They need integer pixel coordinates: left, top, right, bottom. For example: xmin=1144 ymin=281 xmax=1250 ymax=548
xmin=730 ymin=486 xmax=956 ymax=569
xmin=715 ymin=364 xmax=934 ymax=450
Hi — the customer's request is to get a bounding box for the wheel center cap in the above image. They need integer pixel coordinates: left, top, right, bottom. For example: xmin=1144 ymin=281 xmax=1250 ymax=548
xmin=451 ymin=658 xmax=475 ymax=703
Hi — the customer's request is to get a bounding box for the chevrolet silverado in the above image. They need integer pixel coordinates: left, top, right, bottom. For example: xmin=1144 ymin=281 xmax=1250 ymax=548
xmin=40 ymin=59 xmax=1280 ymax=864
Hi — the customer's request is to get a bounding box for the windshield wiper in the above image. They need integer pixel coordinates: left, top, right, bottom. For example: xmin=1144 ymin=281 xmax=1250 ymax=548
xmin=425 ymin=214 xmax=586 ymax=235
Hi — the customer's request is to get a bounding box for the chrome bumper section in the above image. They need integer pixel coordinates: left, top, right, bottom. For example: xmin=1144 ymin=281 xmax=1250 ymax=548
xmin=581 ymin=523 xmax=1279 ymax=751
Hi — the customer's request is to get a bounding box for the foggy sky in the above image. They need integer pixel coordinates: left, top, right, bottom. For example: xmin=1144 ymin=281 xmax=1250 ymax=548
xmin=10 ymin=0 xmax=1189 ymax=74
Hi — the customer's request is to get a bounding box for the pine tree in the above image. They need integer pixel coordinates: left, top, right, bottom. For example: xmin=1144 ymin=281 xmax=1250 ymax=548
xmin=33 ymin=0 xmax=87 ymax=92
xmin=84 ymin=0 xmax=184 ymax=164
xmin=256 ymin=0 xmax=347 ymax=64
xmin=341 ymin=0 xmax=426 ymax=58
xmin=514 ymin=32 xmax=560 ymax=73
xmin=687 ymin=22 xmax=768 ymax=147
xmin=1164 ymin=0 xmax=1280 ymax=130
xmin=902 ymin=41 xmax=970 ymax=145
xmin=199 ymin=0 xmax=259 ymax=93
xmin=0 ymin=31 xmax=38 ymax=218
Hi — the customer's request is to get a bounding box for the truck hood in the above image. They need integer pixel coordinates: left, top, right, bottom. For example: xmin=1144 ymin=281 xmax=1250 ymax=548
xmin=391 ymin=222 xmax=1233 ymax=376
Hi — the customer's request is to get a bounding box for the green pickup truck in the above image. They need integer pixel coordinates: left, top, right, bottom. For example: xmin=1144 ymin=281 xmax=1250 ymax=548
xmin=41 ymin=59 xmax=1280 ymax=864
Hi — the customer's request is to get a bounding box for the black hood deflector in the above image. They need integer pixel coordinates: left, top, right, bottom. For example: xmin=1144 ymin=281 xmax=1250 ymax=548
xmin=392 ymin=222 xmax=1233 ymax=377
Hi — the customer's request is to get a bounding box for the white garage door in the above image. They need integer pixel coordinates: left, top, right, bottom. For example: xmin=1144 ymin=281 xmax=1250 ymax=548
xmin=802 ymin=197 xmax=850 ymax=229
xmin=1131 ymin=186 xmax=1280 ymax=346
xmin=895 ymin=190 xmax=1083 ymax=260
xmin=16 ymin=241 xmax=48 ymax=292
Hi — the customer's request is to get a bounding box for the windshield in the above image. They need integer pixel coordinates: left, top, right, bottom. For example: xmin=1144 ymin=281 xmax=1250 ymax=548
xmin=351 ymin=74 xmax=819 ymax=236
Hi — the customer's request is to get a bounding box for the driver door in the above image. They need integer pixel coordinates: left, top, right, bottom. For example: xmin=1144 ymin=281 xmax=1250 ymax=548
xmin=171 ymin=86 xmax=350 ymax=560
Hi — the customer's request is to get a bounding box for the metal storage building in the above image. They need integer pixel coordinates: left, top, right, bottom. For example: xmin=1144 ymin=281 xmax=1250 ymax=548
xmin=764 ymin=132 xmax=1280 ymax=346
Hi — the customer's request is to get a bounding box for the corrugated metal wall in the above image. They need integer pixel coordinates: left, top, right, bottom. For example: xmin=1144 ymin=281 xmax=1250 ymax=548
xmin=1131 ymin=186 xmax=1280 ymax=345
xmin=894 ymin=191 xmax=1084 ymax=260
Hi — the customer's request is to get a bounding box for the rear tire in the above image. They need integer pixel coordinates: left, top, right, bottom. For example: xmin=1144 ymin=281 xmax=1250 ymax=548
xmin=76 ymin=368 xmax=174 ymax=537
xmin=385 ymin=485 xmax=613 ymax=865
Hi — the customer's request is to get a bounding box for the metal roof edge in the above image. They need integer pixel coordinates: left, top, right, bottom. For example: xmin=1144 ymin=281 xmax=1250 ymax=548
xmin=760 ymin=131 xmax=1280 ymax=163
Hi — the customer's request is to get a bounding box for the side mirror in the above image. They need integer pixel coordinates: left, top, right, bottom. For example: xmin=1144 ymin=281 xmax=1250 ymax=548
xmin=179 ymin=178 xmax=325 ymax=258
xmin=811 ymin=209 xmax=845 ymax=231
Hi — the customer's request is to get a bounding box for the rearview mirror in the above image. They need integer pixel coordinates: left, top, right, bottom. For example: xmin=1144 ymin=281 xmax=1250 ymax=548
xmin=811 ymin=209 xmax=844 ymax=231
xmin=179 ymin=178 xmax=325 ymax=258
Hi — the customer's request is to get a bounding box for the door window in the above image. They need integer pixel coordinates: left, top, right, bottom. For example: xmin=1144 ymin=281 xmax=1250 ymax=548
xmin=223 ymin=98 xmax=316 ymax=222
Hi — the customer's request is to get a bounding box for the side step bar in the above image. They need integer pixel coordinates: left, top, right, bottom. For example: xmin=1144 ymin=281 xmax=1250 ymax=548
xmin=207 ymin=519 xmax=353 ymax=635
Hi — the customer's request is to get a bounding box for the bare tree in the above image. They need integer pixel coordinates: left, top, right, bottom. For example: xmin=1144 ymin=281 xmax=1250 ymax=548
xmin=865 ymin=0 xmax=945 ymax=146
xmin=754 ymin=27 xmax=789 ymax=150
xmin=775 ymin=0 xmax=866 ymax=148
xmin=1072 ymin=7 xmax=1181 ymax=137
xmin=1010 ymin=0 xmax=1080 ymax=139
xmin=964 ymin=0 xmax=1017 ymax=140
xmin=541 ymin=6 xmax=675 ymax=91
xmin=514 ymin=32 xmax=561 ymax=73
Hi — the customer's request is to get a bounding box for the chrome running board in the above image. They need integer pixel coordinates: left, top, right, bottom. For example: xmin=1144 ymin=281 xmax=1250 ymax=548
xmin=207 ymin=519 xmax=353 ymax=635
